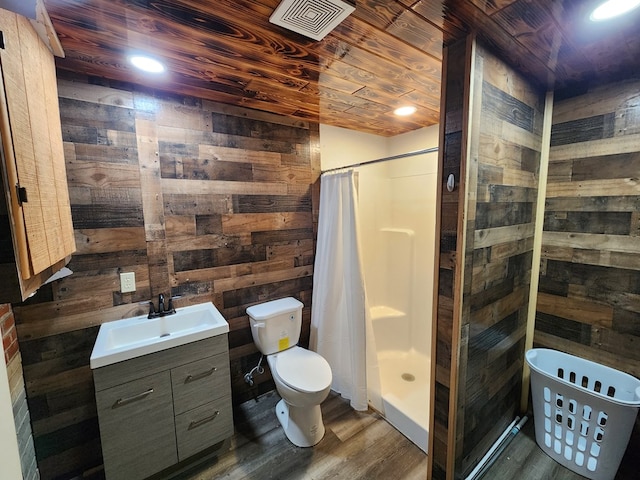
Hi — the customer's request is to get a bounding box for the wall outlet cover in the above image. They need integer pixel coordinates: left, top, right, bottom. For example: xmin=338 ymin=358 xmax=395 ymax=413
xmin=120 ymin=272 xmax=136 ymax=293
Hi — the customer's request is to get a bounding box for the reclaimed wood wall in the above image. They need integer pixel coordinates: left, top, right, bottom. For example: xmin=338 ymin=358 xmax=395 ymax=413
xmin=455 ymin=41 xmax=545 ymax=477
xmin=431 ymin=37 xmax=547 ymax=479
xmin=430 ymin=38 xmax=466 ymax=480
xmin=536 ymin=78 xmax=640 ymax=376
xmin=536 ymin=74 xmax=640 ymax=409
xmin=12 ymin=72 xmax=319 ymax=480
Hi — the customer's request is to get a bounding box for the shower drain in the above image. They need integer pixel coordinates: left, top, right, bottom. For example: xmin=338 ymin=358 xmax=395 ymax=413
xmin=401 ymin=373 xmax=415 ymax=382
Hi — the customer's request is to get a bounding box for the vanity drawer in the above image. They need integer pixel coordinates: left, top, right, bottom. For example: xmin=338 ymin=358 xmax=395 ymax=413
xmin=175 ymin=396 xmax=233 ymax=461
xmin=96 ymin=371 xmax=177 ymax=480
xmin=171 ymin=353 xmax=231 ymax=415
xmin=93 ymin=334 xmax=228 ymax=391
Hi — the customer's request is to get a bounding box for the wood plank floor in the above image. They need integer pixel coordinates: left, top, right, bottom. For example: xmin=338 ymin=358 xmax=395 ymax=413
xmin=484 ymin=415 xmax=639 ymax=480
xmin=483 ymin=419 xmax=587 ymax=480
xmin=166 ymin=391 xmax=637 ymax=480
xmin=173 ymin=391 xmax=428 ymax=480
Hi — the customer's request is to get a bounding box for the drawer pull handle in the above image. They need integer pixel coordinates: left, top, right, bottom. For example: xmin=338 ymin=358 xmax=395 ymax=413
xmin=185 ymin=367 xmax=217 ymax=383
xmin=112 ymin=388 xmax=154 ymax=408
xmin=188 ymin=410 xmax=220 ymax=430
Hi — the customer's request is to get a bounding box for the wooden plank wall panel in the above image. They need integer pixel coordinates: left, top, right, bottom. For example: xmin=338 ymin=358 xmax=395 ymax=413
xmin=12 ymin=73 xmax=318 ymax=480
xmin=537 ymin=78 xmax=640 ymax=377
xmin=433 ymin=37 xmax=546 ymax=479
xmin=455 ymin=41 xmax=545 ymax=476
xmin=430 ymin=38 xmax=466 ymax=480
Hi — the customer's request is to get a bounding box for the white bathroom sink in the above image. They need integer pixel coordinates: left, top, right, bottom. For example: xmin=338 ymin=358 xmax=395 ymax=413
xmin=90 ymin=302 xmax=229 ymax=369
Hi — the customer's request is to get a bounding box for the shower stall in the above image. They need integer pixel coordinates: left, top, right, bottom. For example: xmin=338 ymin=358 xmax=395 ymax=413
xmin=356 ymin=149 xmax=438 ymax=452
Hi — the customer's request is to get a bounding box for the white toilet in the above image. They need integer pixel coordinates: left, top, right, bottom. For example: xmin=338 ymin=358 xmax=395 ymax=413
xmin=247 ymin=297 xmax=332 ymax=447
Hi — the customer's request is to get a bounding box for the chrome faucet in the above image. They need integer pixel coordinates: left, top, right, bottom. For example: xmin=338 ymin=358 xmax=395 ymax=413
xmin=147 ymin=293 xmax=177 ymax=319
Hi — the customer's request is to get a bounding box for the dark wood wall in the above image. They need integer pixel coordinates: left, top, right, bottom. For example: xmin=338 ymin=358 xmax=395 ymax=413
xmin=455 ymin=41 xmax=545 ymax=476
xmin=430 ymin=38 xmax=466 ymax=480
xmin=536 ymin=78 xmax=640 ymax=376
xmin=431 ymin=36 xmax=547 ymax=479
xmin=535 ymin=78 xmax=640 ymax=463
xmin=12 ymin=72 xmax=319 ymax=480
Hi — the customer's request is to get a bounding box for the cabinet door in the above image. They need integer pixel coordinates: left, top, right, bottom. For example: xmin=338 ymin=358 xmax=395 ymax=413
xmin=0 ymin=11 xmax=74 ymax=286
xmin=95 ymin=371 xmax=177 ymax=480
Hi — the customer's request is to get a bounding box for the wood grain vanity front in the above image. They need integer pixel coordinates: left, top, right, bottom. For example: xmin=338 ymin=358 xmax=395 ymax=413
xmin=175 ymin=395 xmax=233 ymax=461
xmin=95 ymin=371 xmax=177 ymax=480
xmin=93 ymin=335 xmax=232 ymax=480
xmin=171 ymin=353 xmax=230 ymax=415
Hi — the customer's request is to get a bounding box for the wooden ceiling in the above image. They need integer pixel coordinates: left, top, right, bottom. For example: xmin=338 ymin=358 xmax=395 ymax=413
xmin=38 ymin=0 xmax=640 ymax=137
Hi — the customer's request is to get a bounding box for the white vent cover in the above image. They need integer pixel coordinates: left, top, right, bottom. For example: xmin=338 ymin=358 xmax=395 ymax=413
xmin=269 ymin=0 xmax=356 ymax=41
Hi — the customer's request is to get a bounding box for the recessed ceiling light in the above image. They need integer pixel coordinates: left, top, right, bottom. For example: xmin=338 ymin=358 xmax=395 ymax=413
xmin=394 ymin=106 xmax=417 ymax=116
xmin=129 ymin=55 xmax=166 ymax=73
xmin=590 ymin=0 xmax=640 ymax=21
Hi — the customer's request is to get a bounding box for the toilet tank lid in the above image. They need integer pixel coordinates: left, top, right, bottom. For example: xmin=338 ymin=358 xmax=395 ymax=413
xmin=246 ymin=297 xmax=303 ymax=320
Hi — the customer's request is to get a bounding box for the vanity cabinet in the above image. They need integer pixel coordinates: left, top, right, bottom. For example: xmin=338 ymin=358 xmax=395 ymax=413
xmin=93 ymin=335 xmax=233 ymax=480
xmin=0 ymin=8 xmax=75 ymax=302
xmin=95 ymin=371 xmax=177 ymax=479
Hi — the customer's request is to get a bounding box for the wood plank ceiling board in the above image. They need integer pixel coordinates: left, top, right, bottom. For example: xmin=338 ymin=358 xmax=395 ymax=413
xmin=42 ymin=0 xmax=640 ymax=136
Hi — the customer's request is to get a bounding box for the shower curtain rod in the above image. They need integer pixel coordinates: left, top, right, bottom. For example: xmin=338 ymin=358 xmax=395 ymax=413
xmin=320 ymin=146 xmax=439 ymax=175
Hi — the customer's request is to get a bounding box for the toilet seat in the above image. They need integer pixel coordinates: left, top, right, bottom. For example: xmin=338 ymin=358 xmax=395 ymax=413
xmin=270 ymin=346 xmax=332 ymax=394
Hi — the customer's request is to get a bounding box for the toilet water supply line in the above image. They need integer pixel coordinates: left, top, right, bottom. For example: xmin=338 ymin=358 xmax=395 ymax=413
xmin=464 ymin=415 xmax=528 ymax=480
xmin=244 ymin=355 xmax=265 ymax=387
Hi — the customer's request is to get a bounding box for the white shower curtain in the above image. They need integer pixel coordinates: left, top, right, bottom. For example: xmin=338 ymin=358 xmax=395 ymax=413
xmin=310 ymin=170 xmax=368 ymax=411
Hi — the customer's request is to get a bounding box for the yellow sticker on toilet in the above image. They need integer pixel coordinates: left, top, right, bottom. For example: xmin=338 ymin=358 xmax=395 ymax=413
xmin=278 ymin=337 xmax=289 ymax=350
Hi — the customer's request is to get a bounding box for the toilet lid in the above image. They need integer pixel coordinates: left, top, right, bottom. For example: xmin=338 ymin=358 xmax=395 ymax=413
xmin=273 ymin=347 xmax=332 ymax=394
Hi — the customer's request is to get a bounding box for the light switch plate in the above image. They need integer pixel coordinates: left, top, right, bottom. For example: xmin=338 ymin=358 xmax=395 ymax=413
xmin=120 ymin=272 xmax=136 ymax=293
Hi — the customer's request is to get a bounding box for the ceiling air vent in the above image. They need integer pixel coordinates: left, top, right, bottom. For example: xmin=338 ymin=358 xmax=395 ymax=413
xmin=269 ymin=0 xmax=356 ymax=41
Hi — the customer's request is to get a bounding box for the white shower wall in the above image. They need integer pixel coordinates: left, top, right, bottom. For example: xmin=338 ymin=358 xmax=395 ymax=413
xmin=391 ymin=153 xmax=437 ymax=358
xmin=319 ymin=124 xmax=438 ymax=358
xmin=356 ymin=162 xmax=391 ymax=307
xmin=358 ymin=152 xmax=438 ymax=356
xmin=319 ymin=124 xmax=438 ymax=451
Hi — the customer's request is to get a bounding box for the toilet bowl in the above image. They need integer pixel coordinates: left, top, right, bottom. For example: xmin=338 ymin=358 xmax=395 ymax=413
xmin=268 ymin=346 xmax=332 ymax=446
xmin=246 ymin=297 xmax=332 ymax=447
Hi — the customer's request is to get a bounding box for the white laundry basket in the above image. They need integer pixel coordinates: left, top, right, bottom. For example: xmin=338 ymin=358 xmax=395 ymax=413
xmin=526 ymin=348 xmax=640 ymax=480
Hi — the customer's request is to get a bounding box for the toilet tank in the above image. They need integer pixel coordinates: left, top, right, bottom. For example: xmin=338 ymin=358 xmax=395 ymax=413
xmin=246 ymin=297 xmax=303 ymax=355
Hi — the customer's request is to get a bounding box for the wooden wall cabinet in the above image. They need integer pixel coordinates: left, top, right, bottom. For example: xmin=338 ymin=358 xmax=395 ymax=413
xmin=93 ymin=335 xmax=234 ymax=480
xmin=0 ymin=9 xmax=75 ymax=302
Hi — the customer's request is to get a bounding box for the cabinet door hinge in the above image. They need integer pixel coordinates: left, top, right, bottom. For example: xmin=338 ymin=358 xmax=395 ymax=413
xmin=16 ymin=184 xmax=27 ymax=205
